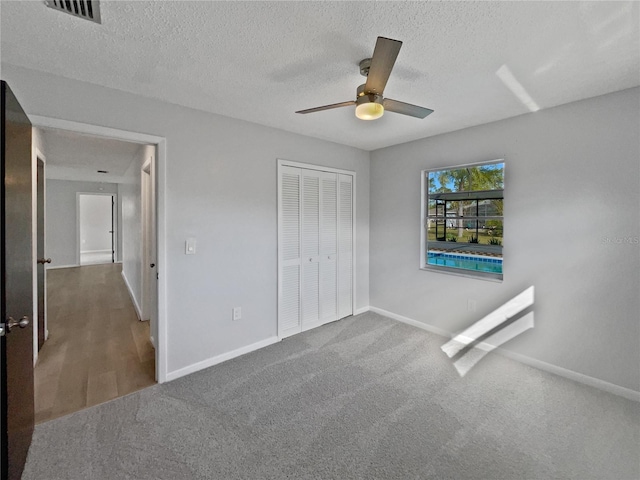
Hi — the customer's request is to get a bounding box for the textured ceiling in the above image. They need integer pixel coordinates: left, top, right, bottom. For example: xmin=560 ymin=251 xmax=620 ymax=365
xmin=41 ymin=128 xmax=142 ymax=183
xmin=2 ymin=1 xmax=639 ymax=150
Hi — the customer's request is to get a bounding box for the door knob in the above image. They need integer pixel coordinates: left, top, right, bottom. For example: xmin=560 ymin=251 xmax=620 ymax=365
xmin=37 ymin=258 xmax=52 ymax=264
xmin=150 ymin=263 xmax=156 ymax=268
xmin=6 ymin=316 xmax=29 ymax=333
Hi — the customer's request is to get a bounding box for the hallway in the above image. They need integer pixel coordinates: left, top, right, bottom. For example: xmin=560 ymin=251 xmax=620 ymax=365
xmin=34 ymin=264 xmax=155 ymax=424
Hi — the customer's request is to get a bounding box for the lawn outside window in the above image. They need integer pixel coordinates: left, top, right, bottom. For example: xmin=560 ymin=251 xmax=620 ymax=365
xmin=420 ymin=160 xmax=504 ymax=281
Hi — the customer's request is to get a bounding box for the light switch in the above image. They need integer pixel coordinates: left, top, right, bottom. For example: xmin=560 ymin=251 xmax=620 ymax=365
xmin=185 ymin=238 xmax=196 ymax=255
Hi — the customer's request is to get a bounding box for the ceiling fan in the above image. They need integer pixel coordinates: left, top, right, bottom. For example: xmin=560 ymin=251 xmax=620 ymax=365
xmin=296 ymin=36 xmax=434 ymax=121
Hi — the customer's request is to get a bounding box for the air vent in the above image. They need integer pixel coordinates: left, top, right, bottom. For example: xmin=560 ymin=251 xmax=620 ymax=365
xmin=44 ymin=0 xmax=101 ymax=24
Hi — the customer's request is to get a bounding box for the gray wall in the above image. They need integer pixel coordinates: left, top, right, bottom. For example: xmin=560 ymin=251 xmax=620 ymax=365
xmin=46 ymin=179 xmax=119 ymax=267
xmin=4 ymin=64 xmax=371 ymax=376
xmin=370 ymin=87 xmax=640 ymax=392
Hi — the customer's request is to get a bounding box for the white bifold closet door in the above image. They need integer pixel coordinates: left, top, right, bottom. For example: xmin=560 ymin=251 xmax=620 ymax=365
xmin=278 ymin=164 xmax=353 ymax=339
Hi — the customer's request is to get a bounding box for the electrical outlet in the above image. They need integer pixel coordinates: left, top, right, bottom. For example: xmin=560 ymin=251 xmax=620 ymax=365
xmin=467 ymin=299 xmax=477 ymax=312
xmin=232 ymin=307 xmax=242 ymax=321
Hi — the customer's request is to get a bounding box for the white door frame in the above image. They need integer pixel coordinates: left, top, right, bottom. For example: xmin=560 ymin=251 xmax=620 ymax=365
xmin=276 ymin=159 xmax=357 ymax=339
xmin=76 ymin=192 xmax=117 ymax=266
xmin=29 ymin=115 xmax=168 ymax=383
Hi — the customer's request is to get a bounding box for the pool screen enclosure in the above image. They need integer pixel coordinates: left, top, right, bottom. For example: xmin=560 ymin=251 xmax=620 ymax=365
xmin=421 ymin=161 xmax=504 ymax=280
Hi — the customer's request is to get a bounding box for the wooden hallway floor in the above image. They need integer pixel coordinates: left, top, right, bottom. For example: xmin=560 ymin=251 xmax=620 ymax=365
xmin=34 ymin=263 xmax=156 ymax=424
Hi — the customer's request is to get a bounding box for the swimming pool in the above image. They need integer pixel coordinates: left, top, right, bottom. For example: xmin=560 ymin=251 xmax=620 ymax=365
xmin=427 ymin=251 xmax=503 ymax=274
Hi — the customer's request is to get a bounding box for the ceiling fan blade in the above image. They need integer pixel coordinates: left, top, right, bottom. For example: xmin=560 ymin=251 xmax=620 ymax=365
xmin=295 ymin=101 xmax=355 ymax=114
xmin=383 ymin=98 xmax=434 ymax=119
xmin=364 ymin=37 xmax=402 ymax=95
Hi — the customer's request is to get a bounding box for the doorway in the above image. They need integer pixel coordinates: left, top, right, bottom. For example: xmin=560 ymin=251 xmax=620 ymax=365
xmin=78 ymin=193 xmax=116 ymax=266
xmin=34 ymin=136 xmax=156 ymax=421
xmin=28 ymin=120 xmax=166 ymax=424
xmin=30 ymin=116 xmax=167 ymax=383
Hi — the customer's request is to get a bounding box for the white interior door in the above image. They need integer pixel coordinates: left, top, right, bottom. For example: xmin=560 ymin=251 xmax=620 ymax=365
xmin=149 ymin=155 xmax=158 ymax=346
xmin=141 ymin=151 xmax=158 ymax=351
xmin=278 ymin=162 xmax=354 ymax=339
xmin=78 ymin=193 xmax=114 ymax=265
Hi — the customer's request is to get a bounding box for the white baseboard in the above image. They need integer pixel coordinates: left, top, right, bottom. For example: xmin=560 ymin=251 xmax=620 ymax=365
xmin=80 ymin=249 xmax=112 ymax=254
xmin=496 ymin=349 xmax=640 ymax=402
xmin=46 ymin=264 xmax=80 ymax=270
xmin=369 ymin=306 xmax=452 ymax=338
xmin=354 ymin=306 xmax=370 ymax=315
xmin=121 ymin=271 xmax=142 ymax=320
xmin=165 ymin=336 xmax=280 ymax=382
xmin=369 ymin=306 xmax=640 ymax=402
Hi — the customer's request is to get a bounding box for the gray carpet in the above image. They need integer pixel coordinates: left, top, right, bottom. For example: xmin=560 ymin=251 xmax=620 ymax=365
xmin=23 ymin=312 xmax=639 ymax=479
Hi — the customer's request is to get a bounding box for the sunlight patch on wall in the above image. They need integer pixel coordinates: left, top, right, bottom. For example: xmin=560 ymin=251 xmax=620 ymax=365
xmin=441 ymin=286 xmax=535 ymax=376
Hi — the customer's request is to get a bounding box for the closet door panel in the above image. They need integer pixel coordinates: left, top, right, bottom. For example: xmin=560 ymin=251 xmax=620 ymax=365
xmin=301 ymin=173 xmax=320 ymax=327
xmin=337 ymin=174 xmax=353 ymax=319
xmin=320 ymin=172 xmax=338 ymax=323
xmin=278 ymin=167 xmax=302 ymax=337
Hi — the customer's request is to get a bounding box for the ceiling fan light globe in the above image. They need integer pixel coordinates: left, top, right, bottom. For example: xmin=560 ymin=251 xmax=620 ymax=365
xmin=355 ymin=99 xmax=384 ymax=120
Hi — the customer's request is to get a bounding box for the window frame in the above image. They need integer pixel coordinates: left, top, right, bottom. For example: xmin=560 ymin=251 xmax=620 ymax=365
xmin=420 ymin=159 xmax=504 ymax=281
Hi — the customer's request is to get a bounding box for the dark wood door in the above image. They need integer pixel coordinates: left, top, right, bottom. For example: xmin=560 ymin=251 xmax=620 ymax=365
xmin=37 ymin=158 xmax=45 ymax=351
xmin=1 ymin=81 xmax=35 ymax=480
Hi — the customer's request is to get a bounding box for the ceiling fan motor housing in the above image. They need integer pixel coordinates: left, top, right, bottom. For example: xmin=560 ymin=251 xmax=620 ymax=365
xmin=357 ymin=83 xmax=381 ymax=98
xmin=356 ymin=92 xmax=383 ymax=106
xmin=359 ymin=58 xmax=372 ymax=77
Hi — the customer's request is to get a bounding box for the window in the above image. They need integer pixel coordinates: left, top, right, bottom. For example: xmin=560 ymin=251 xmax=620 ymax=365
xmin=421 ymin=161 xmax=504 ymax=280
